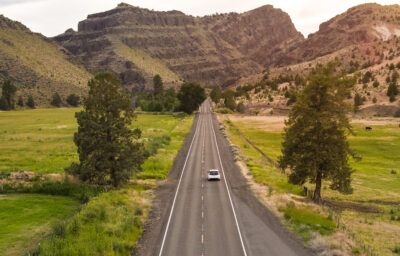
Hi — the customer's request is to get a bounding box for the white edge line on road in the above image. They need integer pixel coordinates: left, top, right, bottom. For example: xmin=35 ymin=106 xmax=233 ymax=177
xmin=158 ymin=105 xmax=203 ymax=256
xmin=208 ymin=103 xmax=248 ymax=256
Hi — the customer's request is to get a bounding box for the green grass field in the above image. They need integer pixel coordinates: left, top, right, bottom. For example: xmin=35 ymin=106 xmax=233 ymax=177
xmin=224 ymin=115 xmax=400 ymax=255
xmin=0 ymin=194 xmax=80 ymax=256
xmin=0 ymin=108 xmax=194 ymax=255
xmin=0 ymin=109 xmax=189 ymax=174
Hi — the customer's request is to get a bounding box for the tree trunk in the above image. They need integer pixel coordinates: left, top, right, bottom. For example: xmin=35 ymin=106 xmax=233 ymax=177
xmin=313 ymin=171 xmax=322 ymax=204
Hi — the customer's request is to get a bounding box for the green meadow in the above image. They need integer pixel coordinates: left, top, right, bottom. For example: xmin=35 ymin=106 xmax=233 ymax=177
xmin=0 ymin=108 xmax=194 ymax=255
xmin=0 ymin=194 xmax=80 ymax=256
xmin=224 ymin=115 xmax=400 ymax=255
xmin=0 ymin=109 xmax=189 ymax=174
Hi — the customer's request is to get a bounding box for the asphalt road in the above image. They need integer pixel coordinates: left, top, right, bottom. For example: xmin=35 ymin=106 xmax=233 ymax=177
xmin=134 ymin=100 xmax=312 ymax=256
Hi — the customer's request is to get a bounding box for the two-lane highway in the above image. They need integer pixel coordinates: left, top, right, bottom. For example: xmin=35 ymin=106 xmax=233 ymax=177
xmin=158 ymin=101 xmax=245 ymax=256
xmin=136 ymin=100 xmax=312 ymax=256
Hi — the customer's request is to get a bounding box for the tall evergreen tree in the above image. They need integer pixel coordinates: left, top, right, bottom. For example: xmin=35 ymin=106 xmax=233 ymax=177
xmin=67 ymin=72 xmax=148 ymax=187
xmin=0 ymin=80 xmax=17 ymax=110
xmin=153 ymin=74 xmax=164 ymax=99
xmin=279 ymin=62 xmax=356 ymax=203
xmin=177 ymin=82 xmax=206 ymax=114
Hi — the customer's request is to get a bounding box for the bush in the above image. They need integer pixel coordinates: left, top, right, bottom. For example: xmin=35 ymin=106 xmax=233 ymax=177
xmin=395 ymin=109 xmax=400 ymax=117
xmin=216 ymin=108 xmax=233 ymax=114
xmin=146 ymin=135 xmax=171 ymax=155
xmin=393 ymin=244 xmax=400 ymax=254
xmin=27 ymin=95 xmax=35 ymax=108
xmin=0 ymin=181 xmax=105 ymax=203
xmin=52 ymin=221 xmax=66 ymax=238
xmin=236 ymin=102 xmax=246 ymax=113
xmin=66 ymin=94 xmax=80 ymax=106
xmin=51 ymin=93 xmax=62 ymax=107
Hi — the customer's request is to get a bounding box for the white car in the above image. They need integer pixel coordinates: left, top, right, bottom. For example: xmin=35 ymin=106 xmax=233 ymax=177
xmin=208 ymin=169 xmax=221 ymax=181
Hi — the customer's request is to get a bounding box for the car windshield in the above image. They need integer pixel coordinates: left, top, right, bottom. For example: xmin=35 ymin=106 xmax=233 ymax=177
xmin=209 ymin=171 xmax=219 ymax=175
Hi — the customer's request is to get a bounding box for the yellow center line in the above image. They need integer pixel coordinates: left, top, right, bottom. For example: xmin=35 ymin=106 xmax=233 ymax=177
xmin=201 ymin=234 xmax=204 ymax=244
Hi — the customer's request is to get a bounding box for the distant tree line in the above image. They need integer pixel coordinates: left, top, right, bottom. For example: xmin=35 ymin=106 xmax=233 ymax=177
xmin=134 ymin=74 xmax=206 ymax=114
xmin=0 ymin=79 xmax=81 ymax=110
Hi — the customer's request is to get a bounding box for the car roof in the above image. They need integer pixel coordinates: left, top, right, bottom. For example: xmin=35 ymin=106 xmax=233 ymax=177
xmin=209 ymin=169 xmax=219 ymax=172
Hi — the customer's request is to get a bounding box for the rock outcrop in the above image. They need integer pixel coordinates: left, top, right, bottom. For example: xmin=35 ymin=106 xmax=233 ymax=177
xmin=282 ymin=3 xmax=400 ymax=65
xmin=54 ymin=3 xmax=304 ymax=89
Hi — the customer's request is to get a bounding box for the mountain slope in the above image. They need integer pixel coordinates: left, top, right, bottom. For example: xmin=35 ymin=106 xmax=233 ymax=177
xmin=0 ymin=15 xmax=91 ymax=106
xmin=281 ymin=3 xmax=400 ymax=65
xmin=54 ymin=3 xmax=304 ymax=89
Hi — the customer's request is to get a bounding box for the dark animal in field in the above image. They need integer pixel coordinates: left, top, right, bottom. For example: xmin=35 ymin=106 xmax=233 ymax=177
xmin=365 ymin=126 xmax=372 ymax=130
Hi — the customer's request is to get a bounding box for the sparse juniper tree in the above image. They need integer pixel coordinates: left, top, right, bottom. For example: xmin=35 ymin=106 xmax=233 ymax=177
xmin=51 ymin=92 xmax=62 ymax=107
xmin=177 ymin=82 xmax=206 ymax=114
xmin=279 ymin=62 xmax=356 ymax=203
xmin=153 ymin=74 xmax=164 ymax=100
xmin=67 ymin=72 xmax=148 ymax=187
xmin=0 ymin=79 xmax=17 ymax=110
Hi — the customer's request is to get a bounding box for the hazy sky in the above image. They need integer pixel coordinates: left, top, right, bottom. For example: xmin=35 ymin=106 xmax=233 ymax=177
xmin=0 ymin=0 xmax=399 ymax=37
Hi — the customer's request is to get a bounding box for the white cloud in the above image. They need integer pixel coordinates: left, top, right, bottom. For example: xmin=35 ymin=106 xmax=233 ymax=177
xmin=0 ymin=0 xmax=399 ymax=37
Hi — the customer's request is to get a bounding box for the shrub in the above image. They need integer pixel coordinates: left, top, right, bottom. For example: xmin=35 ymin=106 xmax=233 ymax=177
xmin=0 ymin=181 xmax=105 ymax=203
xmin=27 ymin=95 xmax=35 ymax=108
xmin=395 ymin=109 xmax=400 ymax=117
xmin=393 ymin=244 xmax=400 ymax=254
xmin=52 ymin=221 xmax=66 ymax=238
xmin=236 ymin=102 xmax=246 ymax=113
xmin=66 ymin=94 xmax=80 ymax=106
xmin=51 ymin=93 xmax=62 ymax=107
xmin=216 ymin=108 xmax=233 ymax=114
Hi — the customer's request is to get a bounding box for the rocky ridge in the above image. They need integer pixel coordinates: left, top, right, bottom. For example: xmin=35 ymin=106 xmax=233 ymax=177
xmin=54 ymin=3 xmax=304 ymax=90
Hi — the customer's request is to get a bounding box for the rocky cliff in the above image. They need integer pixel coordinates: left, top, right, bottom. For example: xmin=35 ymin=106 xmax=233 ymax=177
xmin=54 ymin=3 xmax=304 ymax=89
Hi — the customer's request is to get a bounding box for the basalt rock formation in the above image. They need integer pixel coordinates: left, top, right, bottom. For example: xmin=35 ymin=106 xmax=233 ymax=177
xmin=54 ymin=3 xmax=304 ymax=90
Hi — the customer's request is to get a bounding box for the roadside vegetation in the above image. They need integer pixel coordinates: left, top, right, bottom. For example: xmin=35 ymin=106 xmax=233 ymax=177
xmin=0 ymin=194 xmax=80 ymax=256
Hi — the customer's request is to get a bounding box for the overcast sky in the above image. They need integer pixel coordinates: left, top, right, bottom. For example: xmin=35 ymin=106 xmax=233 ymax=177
xmin=0 ymin=0 xmax=399 ymax=37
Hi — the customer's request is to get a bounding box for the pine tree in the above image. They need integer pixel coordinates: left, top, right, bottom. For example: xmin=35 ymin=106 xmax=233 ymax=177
xmin=0 ymin=80 xmax=17 ymax=110
xmin=279 ymin=62 xmax=356 ymax=203
xmin=67 ymin=72 xmax=148 ymax=187
xmin=153 ymin=74 xmax=164 ymax=100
